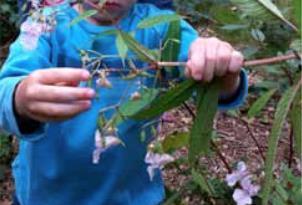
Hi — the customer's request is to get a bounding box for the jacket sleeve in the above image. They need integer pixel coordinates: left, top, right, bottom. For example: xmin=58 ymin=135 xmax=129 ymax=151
xmin=0 ymin=30 xmax=53 ymax=141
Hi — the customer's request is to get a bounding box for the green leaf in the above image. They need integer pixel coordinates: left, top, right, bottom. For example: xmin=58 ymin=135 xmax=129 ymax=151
xmin=220 ymin=24 xmax=249 ymax=31
xmin=293 ymin=0 xmax=301 ymax=32
xmin=116 ymin=33 xmax=128 ymax=60
xmin=137 ymin=14 xmax=181 ymax=29
xmin=94 ymin=29 xmax=118 ymax=39
xmin=162 ymin=20 xmax=181 ymax=62
xmin=231 ymin=0 xmax=297 ymax=32
xmin=118 ymin=30 xmax=157 ymax=63
xmin=274 ymin=183 xmax=289 ymax=202
xmin=211 ymin=5 xmax=241 ymax=24
xmin=261 ymin=79 xmax=302 ymax=205
xmin=161 ymin=20 xmax=181 ymax=79
xmin=189 ymin=81 xmax=220 ymax=163
xmin=69 ymin=10 xmax=98 ymax=26
xmin=248 ymin=89 xmax=277 ymax=118
xmin=192 ymin=169 xmax=213 ymax=195
xmin=162 ymin=132 xmax=189 ymax=153
xmin=289 ymin=87 xmax=301 ymax=157
xmin=119 ymin=88 xmax=159 ymax=118
xmin=131 ymin=80 xmax=197 ymax=120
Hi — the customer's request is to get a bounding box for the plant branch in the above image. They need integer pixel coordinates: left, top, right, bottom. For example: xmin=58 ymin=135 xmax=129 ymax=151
xmin=157 ymin=53 xmax=302 ymax=68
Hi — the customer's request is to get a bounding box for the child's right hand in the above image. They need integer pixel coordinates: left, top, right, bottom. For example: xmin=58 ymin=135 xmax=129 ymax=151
xmin=14 ymin=68 xmax=95 ymax=122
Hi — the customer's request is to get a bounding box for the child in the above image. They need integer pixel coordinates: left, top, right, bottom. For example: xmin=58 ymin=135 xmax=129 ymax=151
xmin=0 ymin=0 xmax=247 ymax=204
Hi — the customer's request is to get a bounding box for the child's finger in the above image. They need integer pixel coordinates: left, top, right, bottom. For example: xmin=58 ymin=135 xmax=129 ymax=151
xmin=189 ymin=45 xmax=205 ymax=81
xmin=203 ymin=39 xmax=218 ymax=82
xmin=26 ymin=101 xmax=92 ymax=122
xmin=32 ymin=68 xmax=90 ymax=85
xmin=30 ymin=85 xmax=95 ymax=103
xmin=215 ymin=42 xmax=232 ymax=77
xmin=228 ymin=51 xmax=244 ymax=73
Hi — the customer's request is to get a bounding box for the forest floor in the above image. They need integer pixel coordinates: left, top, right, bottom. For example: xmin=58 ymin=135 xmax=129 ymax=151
xmin=0 ymin=73 xmax=301 ymax=205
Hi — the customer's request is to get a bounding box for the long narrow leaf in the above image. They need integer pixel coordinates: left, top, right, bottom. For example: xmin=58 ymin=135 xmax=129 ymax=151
xmin=69 ymin=10 xmax=98 ymax=26
xmin=262 ymin=79 xmax=302 ymax=205
xmin=118 ymin=30 xmax=157 ymax=63
xmin=248 ymin=89 xmax=277 ymax=119
xmin=130 ymin=80 xmax=197 ymax=120
xmin=137 ymin=14 xmax=181 ymax=29
xmin=162 ymin=132 xmax=189 ymax=153
xmin=161 ymin=20 xmax=181 ymax=79
xmin=192 ymin=169 xmax=214 ymax=195
xmin=116 ymin=33 xmax=128 ymax=60
xmin=289 ymin=87 xmax=301 ymax=157
xmin=293 ymin=0 xmax=301 ymax=32
xmin=189 ymin=81 xmax=220 ymax=163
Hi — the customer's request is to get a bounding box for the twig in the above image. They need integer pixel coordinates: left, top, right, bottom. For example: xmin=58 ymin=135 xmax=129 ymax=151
xmin=281 ymin=67 xmax=294 ymax=85
xmin=210 ymin=141 xmax=232 ymax=173
xmin=241 ymin=119 xmax=266 ymax=162
xmin=157 ymin=53 xmax=302 ymax=68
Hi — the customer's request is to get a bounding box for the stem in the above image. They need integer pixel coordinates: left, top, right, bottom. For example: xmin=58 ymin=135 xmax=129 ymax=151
xmin=281 ymin=67 xmax=294 ymax=85
xmin=241 ymin=119 xmax=266 ymax=162
xmin=210 ymin=141 xmax=232 ymax=173
xmin=157 ymin=53 xmax=302 ymax=68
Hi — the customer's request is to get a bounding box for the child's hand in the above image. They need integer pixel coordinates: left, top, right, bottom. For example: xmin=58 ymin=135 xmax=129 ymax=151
xmin=14 ymin=68 xmax=95 ymax=122
xmin=185 ymin=37 xmax=244 ymax=95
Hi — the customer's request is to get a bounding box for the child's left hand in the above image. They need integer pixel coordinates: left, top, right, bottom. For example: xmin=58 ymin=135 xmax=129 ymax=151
xmin=185 ymin=37 xmax=244 ymax=96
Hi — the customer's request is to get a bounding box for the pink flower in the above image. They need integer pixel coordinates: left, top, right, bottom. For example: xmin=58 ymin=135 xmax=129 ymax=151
xmin=226 ymin=162 xmax=260 ymax=205
xmin=92 ymin=130 xmax=123 ymax=164
xmin=20 ymin=21 xmax=44 ymax=50
xmin=20 ymin=14 xmax=56 ymax=50
xmin=233 ymin=177 xmax=260 ymax=205
xmin=240 ymin=176 xmax=260 ymax=196
xmin=226 ymin=161 xmax=249 ymax=187
xmin=144 ymin=151 xmax=174 ymax=181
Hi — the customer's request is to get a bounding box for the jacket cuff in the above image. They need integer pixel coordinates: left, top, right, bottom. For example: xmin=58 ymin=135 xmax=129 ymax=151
xmin=0 ymin=76 xmax=45 ymax=141
xmin=218 ymin=69 xmax=248 ymax=110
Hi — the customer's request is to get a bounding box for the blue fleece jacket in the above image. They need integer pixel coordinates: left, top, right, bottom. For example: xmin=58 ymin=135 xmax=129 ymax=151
xmin=0 ymin=3 xmax=248 ymax=205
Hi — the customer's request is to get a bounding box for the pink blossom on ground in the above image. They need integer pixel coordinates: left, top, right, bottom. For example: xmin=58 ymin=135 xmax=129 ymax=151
xmin=232 ymin=176 xmax=260 ymax=205
xmin=226 ymin=161 xmax=249 ymax=187
xmin=144 ymin=151 xmax=174 ymax=181
xmin=226 ymin=162 xmax=260 ymax=205
xmin=240 ymin=176 xmax=260 ymax=197
xmin=233 ymin=189 xmax=253 ymax=205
